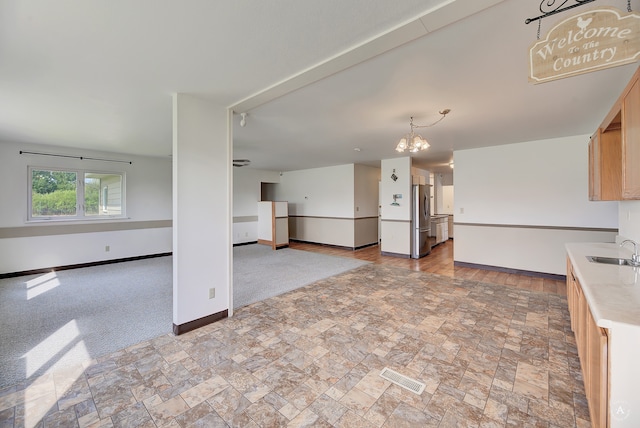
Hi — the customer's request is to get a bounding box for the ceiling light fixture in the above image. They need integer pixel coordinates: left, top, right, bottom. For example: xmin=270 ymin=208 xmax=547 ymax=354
xmin=240 ymin=112 xmax=247 ymax=127
xmin=395 ymin=109 xmax=450 ymax=153
xmin=449 ymin=162 xmax=454 ymax=169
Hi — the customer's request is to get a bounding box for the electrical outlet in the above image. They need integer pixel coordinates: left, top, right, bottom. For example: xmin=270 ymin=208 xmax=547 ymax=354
xmin=209 ymin=288 xmax=215 ymax=299
xmin=105 ymin=245 xmax=110 ymax=252
xmin=459 ymin=207 xmax=464 ymax=214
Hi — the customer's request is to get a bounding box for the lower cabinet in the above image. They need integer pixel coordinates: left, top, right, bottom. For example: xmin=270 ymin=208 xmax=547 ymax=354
xmin=567 ymin=257 xmax=609 ymax=427
xmin=431 ymin=216 xmax=449 ymax=245
xmin=587 ymin=307 xmax=608 ymax=428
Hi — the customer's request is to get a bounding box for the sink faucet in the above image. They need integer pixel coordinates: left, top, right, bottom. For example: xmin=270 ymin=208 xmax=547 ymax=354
xmin=620 ymin=240 xmax=640 ymax=266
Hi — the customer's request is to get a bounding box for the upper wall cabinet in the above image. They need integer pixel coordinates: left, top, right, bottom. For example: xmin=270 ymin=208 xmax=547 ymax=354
xmin=589 ymin=126 xmax=621 ymax=201
xmin=591 ymin=66 xmax=640 ymax=200
xmin=622 ymin=71 xmax=640 ymax=198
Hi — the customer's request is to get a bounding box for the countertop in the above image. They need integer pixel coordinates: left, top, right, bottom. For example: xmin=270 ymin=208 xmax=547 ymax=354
xmin=565 ymin=242 xmax=640 ymax=328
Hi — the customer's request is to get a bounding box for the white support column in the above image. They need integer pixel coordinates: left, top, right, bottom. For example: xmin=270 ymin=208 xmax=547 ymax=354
xmin=172 ymin=94 xmax=231 ymax=334
xmin=380 ymin=157 xmax=412 ymax=256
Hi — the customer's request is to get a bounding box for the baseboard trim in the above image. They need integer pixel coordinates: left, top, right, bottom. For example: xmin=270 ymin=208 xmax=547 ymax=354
xmin=0 ymin=252 xmax=173 ymax=279
xmin=290 ymin=239 xmax=377 ymax=251
xmin=233 ymin=241 xmax=258 ymax=247
xmin=173 ymin=310 xmax=228 ymax=335
xmin=453 ymin=261 xmax=566 ymax=281
xmin=380 ymin=251 xmax=411 ymax=259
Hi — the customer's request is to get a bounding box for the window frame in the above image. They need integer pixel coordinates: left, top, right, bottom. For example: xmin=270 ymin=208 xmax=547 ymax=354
xmin=27 ymin=166 xmax=127 ymax=222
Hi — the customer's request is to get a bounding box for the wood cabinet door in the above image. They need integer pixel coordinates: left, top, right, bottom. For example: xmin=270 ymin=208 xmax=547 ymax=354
xmin=622 ymin=75 xmax=640 ymax=199
xmin=566 ymin=257 xmax=574 ymax=328
xmin=587 ymin=308 xmax=608 ymax=428
xmin=600 ymin=128 xmax=622 ymax=200
xmin=576 ymin=279 xmax=587 ymax=374
xmin=566 ymin=257 xmax=610 ymax=427
xmin=588 ymin=127 xmax=622 ymax=201
xmin=589 ymin=131 xmax=601 ymax=201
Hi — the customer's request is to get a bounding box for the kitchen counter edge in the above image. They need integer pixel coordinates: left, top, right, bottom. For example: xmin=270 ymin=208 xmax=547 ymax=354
xmin=565 ymin=242 xmax=640 ymax=329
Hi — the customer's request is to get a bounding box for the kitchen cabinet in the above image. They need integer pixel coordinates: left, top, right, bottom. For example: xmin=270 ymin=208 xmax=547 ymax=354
xmin=566 ymin=257 xmax=609 ymax=428
xmin=590 ymin=65 xmax=640 ymax=200
xmin=431 ymin=216 xmax=448 ymax=245
xmin=586 ymin=305 xmax=608 ymax=428
xmin=622 ymin=72 xmax=640 ymax=198
xmin=589 ymin=127 xmax=621 ymax=201
xmin=567 ymin=258 xmax=587 ymax=364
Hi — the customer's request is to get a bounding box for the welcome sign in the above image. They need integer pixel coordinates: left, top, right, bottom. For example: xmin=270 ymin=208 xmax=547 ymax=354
xmin=529 ymin=7 xmax=640 ymax=84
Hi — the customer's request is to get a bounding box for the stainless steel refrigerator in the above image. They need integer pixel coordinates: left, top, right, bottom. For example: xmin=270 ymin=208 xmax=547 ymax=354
xmin=411 ymin=184 xmax=432 ymax=259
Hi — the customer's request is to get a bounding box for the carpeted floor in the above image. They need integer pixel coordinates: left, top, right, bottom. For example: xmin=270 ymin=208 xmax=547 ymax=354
xmin=0 ymin=245 xmax=369 ymax=389
xmin=0 ymin=256 xmax=173 ymax=389
xmin=233 ymin=244 xmax=369 ymax=309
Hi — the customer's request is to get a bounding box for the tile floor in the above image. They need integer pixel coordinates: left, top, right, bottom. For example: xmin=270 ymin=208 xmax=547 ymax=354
xmin=0 ymin=242 xmax=587 ymax=427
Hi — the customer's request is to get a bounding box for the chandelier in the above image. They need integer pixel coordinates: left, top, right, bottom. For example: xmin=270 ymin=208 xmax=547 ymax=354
xmin=395 ymin=109 xmax=450 ymax=153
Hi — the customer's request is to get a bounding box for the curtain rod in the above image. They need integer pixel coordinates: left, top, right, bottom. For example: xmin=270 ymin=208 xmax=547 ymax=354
xmin=19 ymin=150 xmax=132 ymax=165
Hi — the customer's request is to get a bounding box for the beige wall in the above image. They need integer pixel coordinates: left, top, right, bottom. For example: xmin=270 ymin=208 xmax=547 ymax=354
xmin=355 ymin=217 xmax=378 ymax=248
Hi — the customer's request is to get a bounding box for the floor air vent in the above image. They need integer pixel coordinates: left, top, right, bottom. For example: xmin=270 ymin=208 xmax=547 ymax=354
xmin=379 ymin=367 xmax=426 ymax=395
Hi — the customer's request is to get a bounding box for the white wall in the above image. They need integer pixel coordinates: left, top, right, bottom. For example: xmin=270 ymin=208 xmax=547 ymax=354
xmin=354 ymin=164 xmax=380 ymax=218
xmin=381 ymin=158 xmax=412 ymax=221
xmin=618 ymin=200 xmax=640 ymax=242
xmin=381 ymin=157 xmax=412 ymax=255
xmin=272 ymin=164 xmax=379 ymax=248
xmin=0 ymin=141 xmax=172 ymax=274
xmin=172 ymin=94 xmax=230 ymax=326
xmin=440 ymin=172 xmax=453 ymax=186
xmin=442 ymin=185 xmax=454 ymax=215
xmin=232 ymin=168 xmax=280 ymax=244
xmin=275 ymin=164 xmax=355 ymax=247
xmin=433 ymin=173 xmax=444 ymax=214
xmin=455 ymin=135 xmax=618 ymax=227
xmin=276 ymin=164 xmax=355 ymax=217
xmin=454 ymin=135 xmax=619 ymax=275
xmin=353 ymin=164 xmax=380 ymax=247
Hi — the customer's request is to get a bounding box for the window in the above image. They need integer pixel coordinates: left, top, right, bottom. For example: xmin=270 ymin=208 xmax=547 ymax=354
xmin=29 ymin=167 xmax=125 ymax=221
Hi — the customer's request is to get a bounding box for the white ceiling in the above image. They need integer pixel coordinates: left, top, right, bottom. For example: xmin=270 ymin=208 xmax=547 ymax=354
xmin=1 ymin=0 xmax=638 ymax=174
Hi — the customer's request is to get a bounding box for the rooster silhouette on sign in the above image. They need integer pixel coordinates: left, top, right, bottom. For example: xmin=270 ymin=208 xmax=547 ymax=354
xmin=577 ymin=16 xmax=593 ymax=31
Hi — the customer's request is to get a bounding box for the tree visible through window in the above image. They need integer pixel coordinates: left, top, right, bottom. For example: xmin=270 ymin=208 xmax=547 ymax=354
xmin=29 ymin=168 xmax=124 ymax=220
xmin=31 ymin=170 xmax=78 ymax=217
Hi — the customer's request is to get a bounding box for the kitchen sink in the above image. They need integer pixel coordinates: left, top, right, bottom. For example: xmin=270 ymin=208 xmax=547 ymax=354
xmin=586 ymin=256 xmax=634 ymax=266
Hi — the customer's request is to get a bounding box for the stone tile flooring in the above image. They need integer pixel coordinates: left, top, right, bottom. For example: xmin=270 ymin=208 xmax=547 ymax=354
xmin=0 ymin=263 xmax=588 ymax=427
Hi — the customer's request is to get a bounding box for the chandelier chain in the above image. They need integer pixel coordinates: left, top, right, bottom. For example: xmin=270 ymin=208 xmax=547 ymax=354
xmin=411 ymin=109 xmax=451 ymax=129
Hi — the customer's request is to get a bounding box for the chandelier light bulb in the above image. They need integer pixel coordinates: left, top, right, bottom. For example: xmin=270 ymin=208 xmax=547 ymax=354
xmin=396 ymin=138 xmax=407 ymax=152
xmin=394 ymin=110 xmax=449 ymax=153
